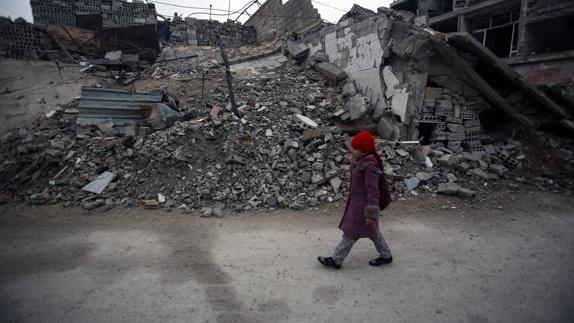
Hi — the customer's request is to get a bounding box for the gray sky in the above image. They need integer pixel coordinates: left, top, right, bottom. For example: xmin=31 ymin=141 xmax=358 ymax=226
xmin=0 ymin=0 xmax=393 ymax=24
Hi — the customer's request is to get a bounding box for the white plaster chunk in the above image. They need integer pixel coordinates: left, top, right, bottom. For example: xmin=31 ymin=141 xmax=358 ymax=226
xmin=383 ymin=65 xmax=400 ymax=98
xmin=391 ymin=88 xmax=409 ymax=122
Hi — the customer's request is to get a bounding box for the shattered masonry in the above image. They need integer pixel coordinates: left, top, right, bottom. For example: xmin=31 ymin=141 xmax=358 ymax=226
xmin=30 ymin=0 xmax=157 ymax=28
xmin=0 ymin=1 xmax=573 ymax=212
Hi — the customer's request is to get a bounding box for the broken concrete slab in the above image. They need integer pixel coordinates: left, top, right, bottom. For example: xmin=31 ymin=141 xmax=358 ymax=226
xmin=302 ymin=126 xmax=331 ymax=142
xmin=416 ymin=172 xmax=433 ymax=182
xmin=285 ymin=40 xmax=310 ymax=61
xmin=82 ymin=171 xmax=114 ymax=194
xmin=391 ymin=88 xmax=409 ymax=122
xmin=293 ymin=114 xmax=318 ymax=129
xmin=348 ymin=94 xmax=367 ymax=120
xmin=316 ymin=62 xmax=347 ymax=85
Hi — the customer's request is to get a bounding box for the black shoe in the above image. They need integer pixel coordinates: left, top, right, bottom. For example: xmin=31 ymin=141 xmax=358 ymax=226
xmin=318 ymin=256 xmax=341 ymax=269
xmin=369 ymin=256 xmax=393 ymax=266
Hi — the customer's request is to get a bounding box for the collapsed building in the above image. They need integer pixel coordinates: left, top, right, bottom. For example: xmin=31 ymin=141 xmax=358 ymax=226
xmin=0 ymin=0 xmax=573 ymax=212
xmin=390 ymin=0 xmax=574 ymax=107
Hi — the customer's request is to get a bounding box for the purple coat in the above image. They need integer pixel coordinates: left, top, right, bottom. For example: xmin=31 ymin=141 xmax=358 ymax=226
xmin=339 ymin=155 xmax=381 ymax=239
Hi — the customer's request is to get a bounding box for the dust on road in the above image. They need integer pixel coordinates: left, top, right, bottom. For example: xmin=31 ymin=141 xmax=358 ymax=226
xmin=1 ymin=191 xmax=573 ymax=323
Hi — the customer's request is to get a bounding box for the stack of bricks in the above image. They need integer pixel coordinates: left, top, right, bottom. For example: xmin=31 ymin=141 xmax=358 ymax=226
xmin=30 ymin=0 xmax=76 ymax=26
xmin=103 ymin=0 xmax=157 ymax=28
xmin=169 ymin=17 xmax=197 ymax=46
xmin=30 ymin=0 xmax=157 ymax=28
xmin=166 ymin=18 xmax=256 ymax=48
xmin=0 ymin=18 xmax=54 ymax=60
xmin=421 ymin=87 xmax=484 ymax=153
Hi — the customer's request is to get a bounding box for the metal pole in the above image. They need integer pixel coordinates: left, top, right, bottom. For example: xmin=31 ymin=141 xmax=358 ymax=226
xmin=217 ymin=36 xmax=241 ymax=118
xmin=228 ymin=0 xmax=231 ymax=21
xmin=201 ymin=72 xmax=206 ymax=102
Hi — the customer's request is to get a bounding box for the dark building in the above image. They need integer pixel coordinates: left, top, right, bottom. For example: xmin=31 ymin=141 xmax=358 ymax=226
xmin=390 ymin=0 xmax=574 ymax=59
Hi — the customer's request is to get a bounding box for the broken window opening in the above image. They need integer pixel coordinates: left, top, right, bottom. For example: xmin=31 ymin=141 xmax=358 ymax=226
xmin=524 ymin=13 xmax=574 ymax=56
xmin=478 ymin=108 xmax=513 ymax=135
xmin=467 ymin=8 xmax=520 ymax=58
xmin=418 ymin=122 xmax=436 ymax=145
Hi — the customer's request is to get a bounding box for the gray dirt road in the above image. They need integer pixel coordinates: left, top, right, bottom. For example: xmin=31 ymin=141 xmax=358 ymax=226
xmin=1 ymin=191 xmax=573 ymax=323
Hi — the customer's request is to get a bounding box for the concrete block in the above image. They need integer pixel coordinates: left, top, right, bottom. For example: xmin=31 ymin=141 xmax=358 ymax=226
xmin=488 ymin=164 xmax=507 ymax=176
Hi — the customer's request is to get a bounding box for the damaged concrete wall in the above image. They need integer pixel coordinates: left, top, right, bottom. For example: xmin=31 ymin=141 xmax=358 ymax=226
xmin=168 ymin=18 xmax=256 ymax=48
xmin=245 ymin=0 xmax=321 ymax=43
xmin=0 ymin=18 xmax=54 ymax=60
xmin=296 ymin=10 xmax=569 ymax=146
xmin=302 ymin=16 xmax=392 ymax=121
xmin=30 ymin=0 xmax=157 ymax=28
xmin=301 ymin=14 xmax=436 ymax=135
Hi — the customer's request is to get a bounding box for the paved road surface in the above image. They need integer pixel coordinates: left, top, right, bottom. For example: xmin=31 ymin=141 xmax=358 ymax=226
xmin=1 ymin=192 xmax=573 ymax=322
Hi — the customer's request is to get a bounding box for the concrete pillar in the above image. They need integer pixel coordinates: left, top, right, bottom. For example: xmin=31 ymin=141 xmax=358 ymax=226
xmin=516 ymin=0 xmax=529 ymax=57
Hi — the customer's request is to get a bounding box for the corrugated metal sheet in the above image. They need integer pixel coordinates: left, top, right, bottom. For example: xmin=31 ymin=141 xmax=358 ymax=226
xmin=77 ymin=86 xmax=164 ymax=129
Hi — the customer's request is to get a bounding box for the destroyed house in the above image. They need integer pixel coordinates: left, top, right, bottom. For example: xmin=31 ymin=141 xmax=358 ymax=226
xmin=390 ymin=0 xmax=574 ymax=59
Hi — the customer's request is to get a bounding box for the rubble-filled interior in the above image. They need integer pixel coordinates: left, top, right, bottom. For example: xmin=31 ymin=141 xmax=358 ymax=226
xmin=0 ymin=0 xmax=573 ymax=213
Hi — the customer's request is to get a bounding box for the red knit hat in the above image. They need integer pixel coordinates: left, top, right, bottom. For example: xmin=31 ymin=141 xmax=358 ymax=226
xmin=351 ymin=131 xmax=376 ymax=153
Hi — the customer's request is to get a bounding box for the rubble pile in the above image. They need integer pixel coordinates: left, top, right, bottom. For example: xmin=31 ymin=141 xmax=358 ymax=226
xmin=31 ymin=0 xmax=157 ymax=28
xmin=0 ymin=64 xmax=352 ymax=212
xmin=1 ymin=58 xmax=572 ymax=214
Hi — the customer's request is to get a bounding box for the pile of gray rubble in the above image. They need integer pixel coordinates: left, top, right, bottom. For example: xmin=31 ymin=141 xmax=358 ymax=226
xmin=1 ymin=59 xmax=572 ymax=214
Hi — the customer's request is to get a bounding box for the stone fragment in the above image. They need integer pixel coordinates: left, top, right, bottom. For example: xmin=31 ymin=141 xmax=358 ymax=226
xmin=457 ymin=188 xmax=476 ymax=198
xmin=557 ymin=149 xmax=573 ymax=161
xmin=285 ymin=40 xmax=309 ymax=60
xmin=438 ymin=154 xmax=459 ymax=167
xmin=287 ymin=149 xmax=298 ymax=162
xmin=302 ymin=126 xmax=331 ymax=142
xmin=308 ymin=197 xmax=319 ymax=207
xmin=488 ymin=164 xmax=508 ymax=176
xmin=82 ymin=172 xmax=114 ymax=194
xmin=212 ymin=207 xmax=224 ymax=218
xmin=293 ymin=114 xmax=318 ymax=129
xmin=437 ymin=182 xmax=461 ymax=195
xmin=416 ymin=172 xmax=432 ymax=182
xmin=143 ymin=199 xmax=160 ymax=209
xmin=84 ymin=199 xmax=105 ymax=210
xmin=330 ymin=177 xmax=342 ymax=193
xmin=471 ymin=168 xmax=489 ymax=179
xmin=447 ymin=173 xmax=458 ymax=182
xmin=348 ymin=94 xmax=367 ymax=120
xmin=395 ymin=149 xmax=410 ymax=158
xmin=456 ymin=162 xmax=471 ymax=173
xmin=404 ymin=177 xmax=420 ymax=191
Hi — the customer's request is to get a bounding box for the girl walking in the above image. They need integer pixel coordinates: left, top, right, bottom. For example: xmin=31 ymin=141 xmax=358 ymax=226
xmin=318 ymin=130 xmax=393 ymax=269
